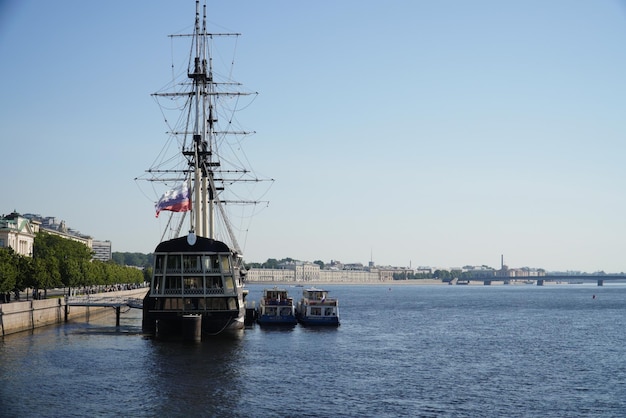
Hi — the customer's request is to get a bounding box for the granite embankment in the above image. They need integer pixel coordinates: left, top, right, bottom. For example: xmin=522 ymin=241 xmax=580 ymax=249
xmin=0 ymin=288 xmax=148 ymax=336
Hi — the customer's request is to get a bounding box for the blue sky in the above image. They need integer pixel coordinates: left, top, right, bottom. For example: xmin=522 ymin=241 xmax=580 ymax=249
xmin=2 ymin=1 xmax=626 ymax=272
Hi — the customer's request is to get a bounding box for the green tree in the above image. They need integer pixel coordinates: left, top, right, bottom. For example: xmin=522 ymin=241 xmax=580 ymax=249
xmin=0 ymin=248 xmax=18 ymax=294
xmin=16 ymin=254 xmax=34 ymax=294
xmin=33 ymin=232 xmax=93 ymax=294
xmin=262 ymin=258 xmax=280 ymax=269
xmin=433 ymin=269 xmax=451 ymax=281
xmin=143 ymin=266 xmax=153 ymax=283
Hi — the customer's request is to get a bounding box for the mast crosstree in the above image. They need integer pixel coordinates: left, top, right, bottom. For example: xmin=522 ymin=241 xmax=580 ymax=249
xmin=138 ymin=0 xmax=273 ymax=253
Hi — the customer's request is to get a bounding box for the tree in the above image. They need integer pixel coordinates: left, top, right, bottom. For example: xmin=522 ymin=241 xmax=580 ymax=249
xmin=262 ymin=258 xmax=280 ymax=269
xmin=16 ymin=254 xmax=34 ymax=294
xmin=33 ymin=232 xmax=92 ymax=293
xmin=0 ymin=248 xmax=18 ymax=294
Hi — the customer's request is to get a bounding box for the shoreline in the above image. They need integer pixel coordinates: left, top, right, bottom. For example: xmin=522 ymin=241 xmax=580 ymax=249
xmin=246 ymin=279 xmax=583 ymax=287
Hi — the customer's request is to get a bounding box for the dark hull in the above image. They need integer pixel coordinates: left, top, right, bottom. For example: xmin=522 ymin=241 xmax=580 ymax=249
xmin=257 ymin=314 xmax=297 ymax=326
xmin=296 ymin=313 xmax=340 ymax=326
xmin=143 ymin=295 xmax=244 ymax=338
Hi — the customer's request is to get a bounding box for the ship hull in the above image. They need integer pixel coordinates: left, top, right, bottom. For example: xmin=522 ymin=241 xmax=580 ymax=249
xmin=143 ymin=295 xmax=245 ymax=338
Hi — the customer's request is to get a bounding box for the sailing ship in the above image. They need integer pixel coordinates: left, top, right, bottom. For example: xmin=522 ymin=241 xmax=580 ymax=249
xmin=140 ymin=1 xmax=271 ymax=338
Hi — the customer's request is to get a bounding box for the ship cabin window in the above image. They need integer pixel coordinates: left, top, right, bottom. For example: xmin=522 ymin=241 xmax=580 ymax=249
xmin=221 ymin=256 xmax=231 ymax=272
xmin=152 ymin=277 xmax=162 ymax=294
xmin=310 ymin=307 xmax=322 ymax=316
xmin=154 ymin=255 xmax=165 ymax=273
xmin=266 ymin=307 xmax=277 ymax=316
xmin=166 ymin=255 xmax=181 ymax=272
xmin=224 ymin=276 xmax=235 ymax=293
xmin=184 ymin=277 xmax=201 ymax=294
xmin=306 ymin=291 xmax=321 ymax=300
xmin=208 ymin=277 xmax=222 ymax=289
xmin=204 ymin=255 xmax=220 ymax=273
xmin=164 ymin=276 xmax=182 ymax=294
xmin=324 ymin=307 xmax=334 ymax=316
xmin=183 ymin=255 xmax=202 ymax=273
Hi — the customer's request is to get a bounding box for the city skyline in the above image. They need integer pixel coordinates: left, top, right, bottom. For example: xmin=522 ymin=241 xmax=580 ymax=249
xmin=5 ymin=209 xmax=617 ymax=274
xmin=2 ymin=1 xmax=626 ymax=272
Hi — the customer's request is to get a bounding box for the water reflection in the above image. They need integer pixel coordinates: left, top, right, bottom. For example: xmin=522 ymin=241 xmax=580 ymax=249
xmin=142 ymin=335 xmax=246 ymax=416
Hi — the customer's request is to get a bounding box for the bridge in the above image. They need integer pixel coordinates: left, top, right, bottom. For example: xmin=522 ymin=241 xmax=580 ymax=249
xmin=65 ymin=294 xmax=145 ymax=326
xmin=456 ymin=275 xmax=626 ymax=286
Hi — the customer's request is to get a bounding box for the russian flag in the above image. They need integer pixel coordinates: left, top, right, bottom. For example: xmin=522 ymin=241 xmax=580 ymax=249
xmin=155 ymin=184 xmax=191 ymax=218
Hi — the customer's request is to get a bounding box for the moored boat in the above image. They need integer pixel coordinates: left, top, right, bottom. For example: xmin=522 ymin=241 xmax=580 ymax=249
xmin=256 ymin=287 xmax=297 ymax=326
xmin=296 ymin=288 xmax=340 ymax=326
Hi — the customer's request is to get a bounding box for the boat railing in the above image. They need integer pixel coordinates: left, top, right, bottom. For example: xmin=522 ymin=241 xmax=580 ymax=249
xmin=307 ymin=299 xmax=337 ymax=306
xmin=264 ymin=299 xmax=293 ymax=306
xmin=160 ymin=288 xmax=226 ymax=296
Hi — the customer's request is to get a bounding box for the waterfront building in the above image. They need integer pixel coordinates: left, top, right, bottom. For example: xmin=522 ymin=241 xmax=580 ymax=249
xmin=92 ymin=240 xmax=112 ymax=262
xmin=23 ymin=213 xmax=93 ymax=250
xmin=0 ymin=212 xmax=40 ymax=256
xmin=245 ymin=263 xmax=394 ymax=283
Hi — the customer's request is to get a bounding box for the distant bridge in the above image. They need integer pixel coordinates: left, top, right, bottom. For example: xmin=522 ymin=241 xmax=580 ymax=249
xmin=456 ymin=275 xmax=626 ymax=287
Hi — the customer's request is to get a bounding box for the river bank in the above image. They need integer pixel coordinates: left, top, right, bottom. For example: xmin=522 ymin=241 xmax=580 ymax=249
xmin=0 ymin=287 xmax=148 ymax=336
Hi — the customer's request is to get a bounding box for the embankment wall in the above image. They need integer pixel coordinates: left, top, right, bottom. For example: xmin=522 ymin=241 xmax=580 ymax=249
xmin=0 ymin=288 xmax=148 ymax=336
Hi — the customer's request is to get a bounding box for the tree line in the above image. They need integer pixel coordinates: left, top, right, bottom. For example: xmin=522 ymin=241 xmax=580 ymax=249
xmin=0 ymin=232 xmax=146 ymax=299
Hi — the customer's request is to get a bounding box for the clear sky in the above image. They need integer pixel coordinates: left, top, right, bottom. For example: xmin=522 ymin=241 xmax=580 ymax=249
xmin=2 ymin=1 xmax=626 ymax=273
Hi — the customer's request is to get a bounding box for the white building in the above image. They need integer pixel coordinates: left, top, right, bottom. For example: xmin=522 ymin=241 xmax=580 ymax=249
xmin=92 ymin=240 xmax=112 ymax=262
xmin=0 ymin=212 xmax=40 ymax=256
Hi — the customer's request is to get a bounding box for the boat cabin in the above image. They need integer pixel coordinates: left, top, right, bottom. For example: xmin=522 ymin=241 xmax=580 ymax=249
xmin=148 ymin=236 xmax=241 ymax=313
xmin=261 ymin=288 xmax=293 ymax=305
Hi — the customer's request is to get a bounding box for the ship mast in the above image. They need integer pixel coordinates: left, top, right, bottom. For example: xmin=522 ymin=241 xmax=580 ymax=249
xmin=142 ymin=0 xmax=273 ymax=251
xmin=188 ymin=1 xmax=217 ymax=239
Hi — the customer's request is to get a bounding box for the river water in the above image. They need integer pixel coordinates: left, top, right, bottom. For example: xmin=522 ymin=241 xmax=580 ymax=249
xmin=1 ymin=283 xmax=625 ymax=417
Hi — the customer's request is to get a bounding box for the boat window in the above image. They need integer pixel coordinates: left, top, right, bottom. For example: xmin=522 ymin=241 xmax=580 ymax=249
xmin=221 ymin=256 xmax=231 ymax=272
xmin=155 ymin=255 xmax=165 ymax=272
xmin=266 ymin=306 xmax=277 ymax=316
xmin=324 ymin=308 xmax=334 ymax=316
xmin=183 ymin=255 xmax=201 ymax=272
xmin=206 ymin=256 xmax=219 ymax=272
xmin=311 ymin=307 xmax=322 ymax=316
xmin=208 ymin=277 xmax=222 ymax=289
xmin=203 ymin=255 xmax=211 ymax=272
xmin=164 ymin=276 xmax=182 ymax=294
xmin=166 ymin=255 xmax=181 ymax=272
xmin=184 ymin=277 xmax=201 ymax=293
xmin=152 ymin=277 xmax=162 ymax=294
xmin=228 ymin=297 xmax=237 ymax=310
xmin=224 ymin=276 xmax=235 ymax=293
